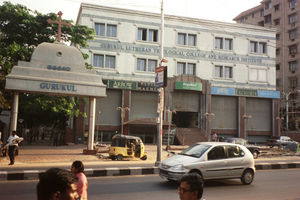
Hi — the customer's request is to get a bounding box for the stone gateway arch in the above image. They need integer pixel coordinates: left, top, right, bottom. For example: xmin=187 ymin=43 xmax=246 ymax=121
xmin=5 ymin=42 xmax=106 ymax=150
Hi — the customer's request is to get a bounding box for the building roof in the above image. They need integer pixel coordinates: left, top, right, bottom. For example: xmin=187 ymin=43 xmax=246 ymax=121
xmin=233 ymin=4 xmax=263 ymax=21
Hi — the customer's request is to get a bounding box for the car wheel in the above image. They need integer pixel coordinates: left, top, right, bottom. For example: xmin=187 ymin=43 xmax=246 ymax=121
xmin=252 ymin=151 xmax=259 ymax=159
xmin=116 ymin=154 xmax=123 ymax=161
xmin=241 ymin=169 xmax=254 ymax=185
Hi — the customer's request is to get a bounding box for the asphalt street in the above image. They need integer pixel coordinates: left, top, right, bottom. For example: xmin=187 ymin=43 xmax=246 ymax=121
xmin=1 ymin=169 xmax=300 ymax=200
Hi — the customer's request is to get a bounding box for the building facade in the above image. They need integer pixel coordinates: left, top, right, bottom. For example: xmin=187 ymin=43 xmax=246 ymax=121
xmin=76 ymin=3 xmax=279 ymax=144
xmin=234 ymin=0 xmax=300 ymax=131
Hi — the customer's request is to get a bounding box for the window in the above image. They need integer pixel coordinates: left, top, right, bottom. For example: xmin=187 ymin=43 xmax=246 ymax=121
xmin=224 ymin=66 xmax=233 ymax=78
xmin=138 ymin=28 xmax=158 ymax=42
xmin=265 ymin=1 xmax=271 ymax=9
xmin=289 ymin=13 xmax=297 ymax=24
xmin=250 ymin=41 xmax=267 ymax=54
xmin=274 ymin=4 xmax=280 ymax=11
xmin=260 ymin=9 xmax=264 ymax=17
xmin=276 ymin=48 xmax=280 ymax=55
xmin=106 ymin=55 xmax=116 ymax=68
xmin=208 ymin=146 xmax=226 ymax=160
xmin=177 ymin=62 xmax=196 ymax=75
xmin=93 ymin=54 xmax=116 ymax=69
xmin=274 ymin=18 xmax=280 ymax=25
xmin=289 ymin=61 xmax=297 ymax=73
xmin=215 ymin=37 xmax=233 ymax=50
xmin=289 ymin=0 xmax=297 ymax=9
xmin=289 ymin=29 xmax=297 ymax=40
xmin=214 ymin=65 xmax=222 ymax=78
xmin=276 ymin=78 xmax=281 ymax=86
xmin=249 ymin=68 xmax=267 ymax=82
xmin=289 ymin=77 xmax=297 ymax=88
xmin=177 ymin=33 xmax=196 ymax=46
xmin=137 ymin=58 xmax=157 ymax=72
xmin=214 ymin=65 xmax=233 ymax=79
xmin=276 ymin=33 xmax=280 ymax=40
xmin=289 ymin=44 xmax=297 ymax=55
xmin=227 ymin=146 xmax=244 ymax=158
xmin=95 ymin=23 xmax=117 ymax=37
xmin=137 ymin=58 xmax=146 ymax=71
xmin=276 ymin=64 xmax=280 ymax=70
xmin=264 ymin=14 xmax=272 ymax=24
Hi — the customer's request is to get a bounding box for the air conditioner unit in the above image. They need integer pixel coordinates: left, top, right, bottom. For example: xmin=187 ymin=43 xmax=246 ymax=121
xmin=291 ymin=22 xmax=295 ymax=27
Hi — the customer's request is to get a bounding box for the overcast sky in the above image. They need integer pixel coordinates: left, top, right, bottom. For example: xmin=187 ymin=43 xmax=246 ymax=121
xmin=0 ymin=0 xmax=262 ymax=23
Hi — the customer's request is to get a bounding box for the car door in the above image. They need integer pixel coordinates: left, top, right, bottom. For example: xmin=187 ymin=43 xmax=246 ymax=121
xmin=202 ymin=145 xmax=228 ymax=179
xmin=226 ymin=145 xmax=246 ymax=178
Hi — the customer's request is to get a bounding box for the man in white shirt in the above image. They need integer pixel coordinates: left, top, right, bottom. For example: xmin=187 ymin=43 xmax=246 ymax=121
xmin=7 ymin=130 xmax=19 ymax=165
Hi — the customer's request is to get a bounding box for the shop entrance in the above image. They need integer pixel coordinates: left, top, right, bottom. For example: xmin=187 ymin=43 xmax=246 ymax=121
xmin=172 ymin=111 xmax=198 ymax=128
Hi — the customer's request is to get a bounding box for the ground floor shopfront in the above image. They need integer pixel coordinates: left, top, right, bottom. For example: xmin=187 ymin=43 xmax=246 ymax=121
xmin=75 ymin=76 xmax=280 ymax=144
xmin=211 ymin=87 xmax=280 ymax=143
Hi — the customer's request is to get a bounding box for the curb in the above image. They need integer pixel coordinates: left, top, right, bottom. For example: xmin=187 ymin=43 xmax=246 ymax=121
xmin=1 ymin=162 xmax=300 ymax=181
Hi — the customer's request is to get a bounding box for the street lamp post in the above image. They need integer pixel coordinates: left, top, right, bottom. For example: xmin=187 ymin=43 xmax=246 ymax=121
xmin=117 ymin=107 xmax=130 ymax=135
xmin=204 ymin=112 xmax=215 ymax=141
xmin=243 ymin=114 xmax=252 ymax=139
xmin=283 ymin=91 xmax=292 ymax=131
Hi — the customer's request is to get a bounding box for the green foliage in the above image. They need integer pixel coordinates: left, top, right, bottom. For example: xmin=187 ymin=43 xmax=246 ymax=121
xmin=0 ymin=1 xmax=94 ymax=128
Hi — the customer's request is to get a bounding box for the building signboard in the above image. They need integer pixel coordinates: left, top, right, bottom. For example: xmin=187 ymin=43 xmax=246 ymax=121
xmin=258 ymin=90 xmax=280 ymax=99
xmin=175 ymin=82 xmax=202 ymax=91
xmin=107 ymin=80 xmax=157 ymax=91
xmin=235 ymin=88 xmax=257 ymax=97
xmin=108 ymin=80 xmax=136 ymax=90
xmin=211 ymin=87 xmax=235 ymax=96
xmin=155 ymin=66 xmax=165 ymax=88
xmin=212 ymin=86 xmax=280 ymax=99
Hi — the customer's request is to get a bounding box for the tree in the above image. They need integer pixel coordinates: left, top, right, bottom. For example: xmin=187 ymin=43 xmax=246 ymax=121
xmin=0 ymin=2 xmax=93 ymax=130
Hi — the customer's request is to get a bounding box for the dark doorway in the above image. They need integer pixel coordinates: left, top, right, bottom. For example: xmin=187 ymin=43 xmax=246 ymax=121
xmin=172 ymin=111 xmax=198 ymax=128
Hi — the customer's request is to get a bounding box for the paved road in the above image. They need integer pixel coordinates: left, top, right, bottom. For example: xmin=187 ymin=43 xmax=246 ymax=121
xmin=1 ymin=169 xmax=300 ymax=200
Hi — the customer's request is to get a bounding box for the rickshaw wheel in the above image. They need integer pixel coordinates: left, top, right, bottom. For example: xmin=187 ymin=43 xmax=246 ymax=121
xmin=111 ymin=156 xmax=116 ymax=160
xmin=141 ymin=155 xmax=147 ymax=160
xmin=116 ymin=154 xmax=123 ymax=161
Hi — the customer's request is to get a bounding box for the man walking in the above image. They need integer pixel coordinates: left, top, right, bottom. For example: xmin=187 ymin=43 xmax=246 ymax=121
xmin=178 ymin=173 xmax=204 ymax=200
xmin=7 ymin=130 xmax=19 ymax=165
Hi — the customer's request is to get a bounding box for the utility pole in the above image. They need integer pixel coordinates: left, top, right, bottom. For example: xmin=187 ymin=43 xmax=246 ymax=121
xmin=117 ymin=107 xmax=130 ymax=135
xmin=155 ymin=0 xmax=166 ymax=166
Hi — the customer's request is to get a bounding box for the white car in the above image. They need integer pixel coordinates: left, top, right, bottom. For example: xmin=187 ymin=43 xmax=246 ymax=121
xmin=159 ymin=142 xmax=255 ymax=185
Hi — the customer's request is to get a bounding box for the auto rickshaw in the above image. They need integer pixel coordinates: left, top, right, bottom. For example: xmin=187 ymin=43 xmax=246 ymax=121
xmin=109 ymin=134 xmax=147 ymax=161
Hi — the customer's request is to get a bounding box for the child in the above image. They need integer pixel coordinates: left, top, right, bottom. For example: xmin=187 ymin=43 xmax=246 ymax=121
xmin=71 ymin=160 xmax=88 ymax=200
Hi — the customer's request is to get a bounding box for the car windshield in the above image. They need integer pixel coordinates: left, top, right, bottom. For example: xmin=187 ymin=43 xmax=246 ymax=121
xmin=179 ymin=144 xmax=211 ymax=158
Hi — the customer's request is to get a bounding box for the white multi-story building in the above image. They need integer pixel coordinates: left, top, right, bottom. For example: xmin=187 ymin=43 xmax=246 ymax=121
xmin=75 ymin=3 xmax=279 ymax=144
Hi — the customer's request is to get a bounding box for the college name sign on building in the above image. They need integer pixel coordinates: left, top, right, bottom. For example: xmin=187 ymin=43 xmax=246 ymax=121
xmin=211 ymin=86 xmax=280 ymax=99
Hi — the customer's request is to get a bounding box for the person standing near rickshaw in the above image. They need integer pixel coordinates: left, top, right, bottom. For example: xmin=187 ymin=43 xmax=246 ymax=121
xmin=7 ymin=130 xmax=19 ymax=165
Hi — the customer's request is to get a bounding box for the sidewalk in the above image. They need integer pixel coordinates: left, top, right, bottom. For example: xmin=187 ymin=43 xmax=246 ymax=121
xmin=1 ymin=144 xmax=300 ymax=181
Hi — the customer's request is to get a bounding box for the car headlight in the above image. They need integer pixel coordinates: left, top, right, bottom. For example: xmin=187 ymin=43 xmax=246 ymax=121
xmin=170 ymin=164 xmax=184 ymax=171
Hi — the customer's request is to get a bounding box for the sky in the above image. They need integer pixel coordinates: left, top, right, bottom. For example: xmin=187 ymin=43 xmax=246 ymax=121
xmin=0 ymin=0 xmax=262 ymax=23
